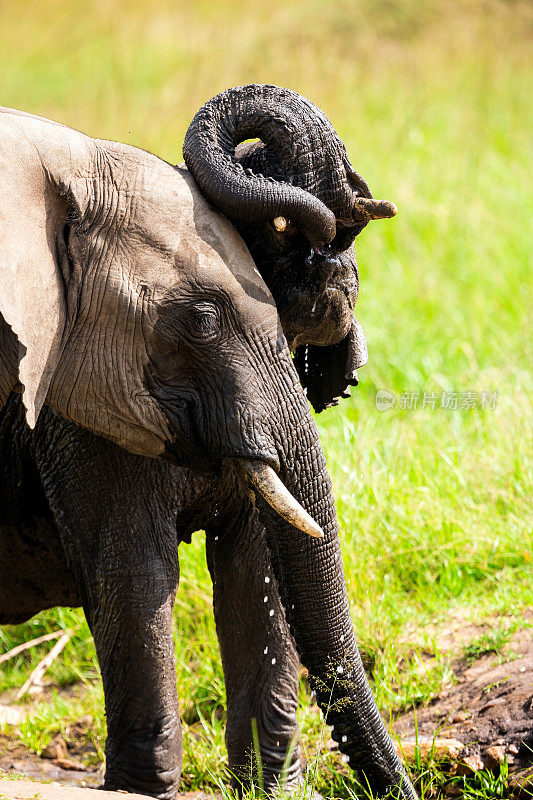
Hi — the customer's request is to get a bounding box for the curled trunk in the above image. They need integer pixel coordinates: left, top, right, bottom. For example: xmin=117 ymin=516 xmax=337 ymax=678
xmin=183 ymin=84 xmax=379 ymax=250
xmin=183 ymin=84 xmax=335 ymax=247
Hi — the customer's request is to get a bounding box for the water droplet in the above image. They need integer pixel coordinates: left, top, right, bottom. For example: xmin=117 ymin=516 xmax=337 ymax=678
xmin=337 ymin=665 xmax=344 ymax=674
xmin=264 ymin=596 xmax=268 ymax=603
xmin=214 ymin=536 xmax=219 ymax=541
xmin=291 ymin=604 xmax=295 ymax=610
xmin=264 ymin=646 xmax=268 ymax=654
xmin=271 ymin=657 xmax=276 ymax=665
xmin=264 ymin=576 xmax=270 ymax=583
xmin=340 ymin=634 xmax=345 ymax=642
xmin=342 ymin=735 xmax=347 ymax=743
xmin=269 ymin=609 xmax=274 ymax=617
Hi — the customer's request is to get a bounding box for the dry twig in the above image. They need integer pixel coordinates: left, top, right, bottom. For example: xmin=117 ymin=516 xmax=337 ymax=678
xmin=0 ymin=630 xmax=63 ymax=665
xmin=16 ymin=631 xmax=71 ymax=699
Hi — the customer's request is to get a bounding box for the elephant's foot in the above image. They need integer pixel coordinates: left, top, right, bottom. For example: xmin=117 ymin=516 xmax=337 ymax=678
xmin=104 ymin=767 xmax=181 ymax=800
xmin=103 ymin=719 xmax=182 ymax=800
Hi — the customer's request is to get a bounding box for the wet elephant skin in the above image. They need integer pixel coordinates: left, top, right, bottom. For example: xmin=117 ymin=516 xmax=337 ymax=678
xmin=0 ymin=393 xmax=302 ymax=796
xmin=0 ymin=388 xmax=417 ymax=800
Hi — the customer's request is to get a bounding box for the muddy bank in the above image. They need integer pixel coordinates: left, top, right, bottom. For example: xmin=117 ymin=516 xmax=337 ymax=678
xmin=394 ymin=613 xmax=533 ymax=768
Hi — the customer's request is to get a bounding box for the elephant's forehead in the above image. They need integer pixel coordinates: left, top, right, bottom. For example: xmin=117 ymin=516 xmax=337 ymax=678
xmin=139 ymin=160 xmax=276 ymax=320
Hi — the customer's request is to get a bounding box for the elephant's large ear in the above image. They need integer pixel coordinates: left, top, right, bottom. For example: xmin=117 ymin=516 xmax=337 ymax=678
xmin=0 ymin=108 xmax=93 ymax=426
xmin=293 ymin=320 xmax=368 ymax=413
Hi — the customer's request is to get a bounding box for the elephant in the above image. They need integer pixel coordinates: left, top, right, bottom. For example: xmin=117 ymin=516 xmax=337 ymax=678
xmin=0 ymin=86 xmax=416 ymax=800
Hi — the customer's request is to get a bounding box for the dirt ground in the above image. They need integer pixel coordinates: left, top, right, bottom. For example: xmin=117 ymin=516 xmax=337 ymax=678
xmin=394 ymin=611 xmax=533 ymax=768
xmin=0 ymin=778 xmax=216 ymax=800
xmin=0 ymin=736 xmax=102 ymax=789
xmin=1 ymin=610 xmax=532 ymax=795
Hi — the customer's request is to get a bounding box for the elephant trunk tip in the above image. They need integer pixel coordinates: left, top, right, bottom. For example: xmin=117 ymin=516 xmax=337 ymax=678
xmin=352 ymin=196 xmax=398 ymax=222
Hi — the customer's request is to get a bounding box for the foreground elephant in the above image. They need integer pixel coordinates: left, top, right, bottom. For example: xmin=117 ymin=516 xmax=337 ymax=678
xmin=0 ymin=87 xmax=416 ymax=799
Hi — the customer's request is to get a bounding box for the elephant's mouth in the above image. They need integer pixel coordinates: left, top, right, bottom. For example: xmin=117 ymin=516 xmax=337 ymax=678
xmin=233 ymin=458 xmax=323 ymax=539
xmin=270 ymin=249 xmax=359 ymax=351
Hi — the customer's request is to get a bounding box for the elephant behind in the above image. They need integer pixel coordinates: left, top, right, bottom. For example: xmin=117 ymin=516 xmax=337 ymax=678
xmin=0 ymin=88 xmax=415 ymax=799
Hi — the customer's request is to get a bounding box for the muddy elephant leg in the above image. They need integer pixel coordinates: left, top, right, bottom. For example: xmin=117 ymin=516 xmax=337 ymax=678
xmin=34 ymin=422 xmax=182 ymax=799
xmin=206 ymin=498 xmax=302 ymax=794
xmin=85 ymin=560 xmax=181 ymax=798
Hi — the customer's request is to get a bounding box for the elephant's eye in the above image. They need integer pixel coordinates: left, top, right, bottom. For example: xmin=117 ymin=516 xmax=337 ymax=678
xmin=186 ymin=303 xmax=220 ymax=342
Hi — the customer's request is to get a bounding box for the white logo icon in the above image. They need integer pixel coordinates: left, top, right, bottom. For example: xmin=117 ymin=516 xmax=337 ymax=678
xmin=375 ymin=390 xmax=396 ymax=410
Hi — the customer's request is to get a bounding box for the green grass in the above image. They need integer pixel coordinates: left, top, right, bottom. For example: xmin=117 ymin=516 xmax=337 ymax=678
xmin=0 ymin=0 xmax=532 ymax=798
xmin=462 ymin=621 xmax=525 ymax=666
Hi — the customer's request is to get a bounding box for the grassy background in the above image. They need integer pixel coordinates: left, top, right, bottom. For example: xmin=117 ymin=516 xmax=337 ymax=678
xmin=0 ymin=0 xmax=532 ymax=797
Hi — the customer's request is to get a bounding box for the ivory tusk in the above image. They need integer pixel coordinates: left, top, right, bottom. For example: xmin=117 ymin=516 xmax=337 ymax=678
xmin=234 ymin=459 xmax=324 ymax=539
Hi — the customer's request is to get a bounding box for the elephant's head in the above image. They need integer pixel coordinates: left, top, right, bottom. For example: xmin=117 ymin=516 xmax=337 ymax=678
xmin=183 ymin=84 xmax=396 ymax=411
xmin=0 ymin=103 xmax=415 ymax=798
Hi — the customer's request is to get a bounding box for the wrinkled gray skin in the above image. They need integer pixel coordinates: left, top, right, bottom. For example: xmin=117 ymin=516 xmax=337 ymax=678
xmin=0 ymin=89 xmax=416 ymax=800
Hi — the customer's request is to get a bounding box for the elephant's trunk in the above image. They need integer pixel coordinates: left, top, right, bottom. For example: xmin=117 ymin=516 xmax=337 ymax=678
xmin=183 ymin=84 xmax=336 ymax=248
xmin=250 ymin=405 xmax=418 ymax=799
xmin=183 ymin=84 xmax=398 ymax=253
